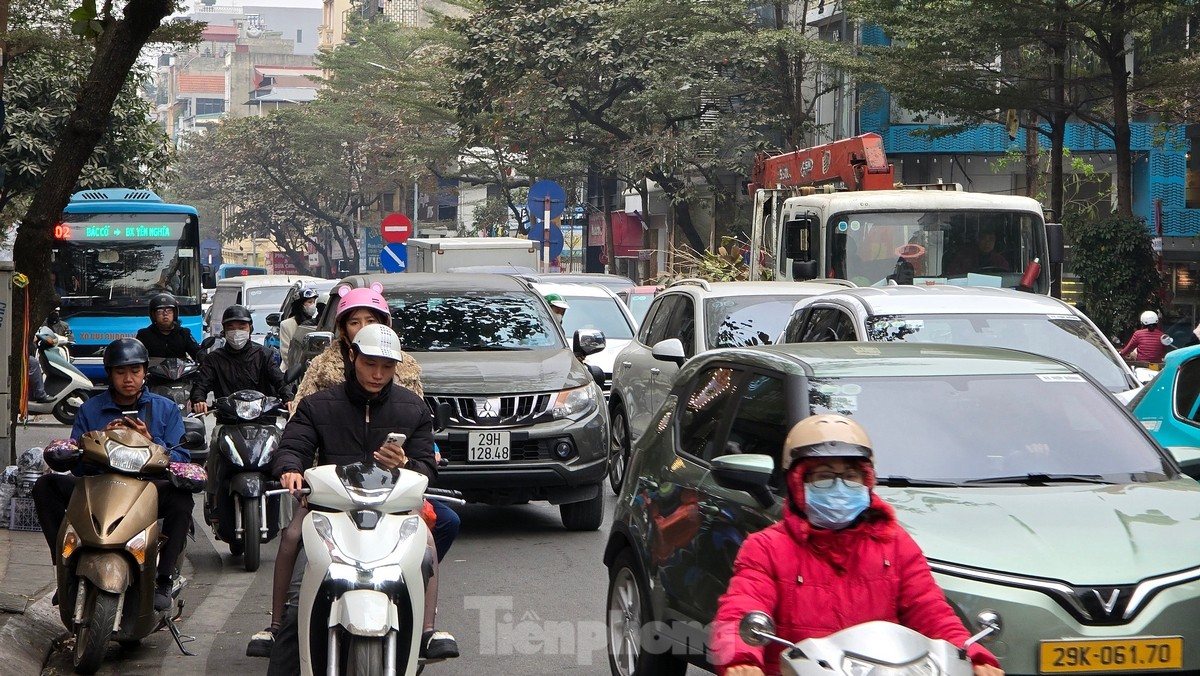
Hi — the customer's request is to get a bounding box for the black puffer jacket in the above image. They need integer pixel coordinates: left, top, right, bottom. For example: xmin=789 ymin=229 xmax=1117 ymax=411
xmin=271 ymin=377 xmax=436 ymax=483
xmin=190 ymin=341 xmax=291 ymax=404
xmin=136 ymin=325 xmax=203 ymax=360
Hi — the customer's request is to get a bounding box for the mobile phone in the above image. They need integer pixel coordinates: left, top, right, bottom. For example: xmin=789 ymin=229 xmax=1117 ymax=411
xmin=386 ymin=433 xmax=407 ymax=447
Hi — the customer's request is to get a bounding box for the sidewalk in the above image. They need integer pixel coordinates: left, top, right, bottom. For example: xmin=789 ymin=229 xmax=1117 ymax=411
xmin=0 ymin=528 xmax=64 ymax=675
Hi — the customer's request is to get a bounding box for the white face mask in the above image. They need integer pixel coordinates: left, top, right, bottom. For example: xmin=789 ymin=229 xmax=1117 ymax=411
xmin=225 ymin=329 xmax=250 ymax=350
xmin=303 ymin=304 xmax=318 ymax=318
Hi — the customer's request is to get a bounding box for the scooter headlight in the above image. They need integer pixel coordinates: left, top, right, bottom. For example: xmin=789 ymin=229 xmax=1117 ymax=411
xmin=843 ymin=655 xmax=940 ymax=676
xmin=235 ymin=399 xmax=263 ymax=420
xmin=61 ymin=523 xmax=80 ymax=560
xmin=106 ymin=443 xmax=151 ymax=473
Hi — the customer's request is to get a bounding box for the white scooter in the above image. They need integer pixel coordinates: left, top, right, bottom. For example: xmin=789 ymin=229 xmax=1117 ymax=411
xmin=27 ymin=326 xmax=94 ymax=424
xmin=738 ymin=611 xmax=997 ymax=676
xmin=266 ymin=461 xmax=461 ymax=676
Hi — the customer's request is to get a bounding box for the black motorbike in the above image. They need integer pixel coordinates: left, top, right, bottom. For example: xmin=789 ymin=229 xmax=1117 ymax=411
xmin=202 ymin=389 xmax=286 ymax=572
xmin=146 ymin=358 xmax=207 ymax=462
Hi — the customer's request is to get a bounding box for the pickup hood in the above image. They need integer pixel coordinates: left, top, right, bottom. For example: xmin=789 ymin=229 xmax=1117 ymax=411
xmin=415 ymin=348 xmax=590 ymax=395
xmin=879 ymin=480 xmax=1200 ymax=585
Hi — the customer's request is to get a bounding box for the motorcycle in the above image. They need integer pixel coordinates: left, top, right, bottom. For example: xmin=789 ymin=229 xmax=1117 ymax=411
xmin=202 ymin=389 xmax=287 ymax=572
xmin=50 ymin=429 xmax=204 ymax=674
xmin=264 ymin=463 xmax=464 ymax=676
xmin=146 ymin=357 xmax=208 ymax=463
xmin=737 ymin=611 xmax=997 ymax=676
xmin=27 ymin=326 xmax=94 ymax=425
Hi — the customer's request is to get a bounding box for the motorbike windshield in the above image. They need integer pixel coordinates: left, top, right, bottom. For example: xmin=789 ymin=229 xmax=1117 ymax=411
xmin=336 ymin=462 xmax=401 ymax=503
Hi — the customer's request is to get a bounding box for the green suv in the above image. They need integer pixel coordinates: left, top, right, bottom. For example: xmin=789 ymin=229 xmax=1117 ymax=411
xmin=605 ymin=342 xmax=1200 ymax=675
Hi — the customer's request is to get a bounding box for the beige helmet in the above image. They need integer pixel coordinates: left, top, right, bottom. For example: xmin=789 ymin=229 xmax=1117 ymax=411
xmin=784 ymin=414 xmax=874 ymax=467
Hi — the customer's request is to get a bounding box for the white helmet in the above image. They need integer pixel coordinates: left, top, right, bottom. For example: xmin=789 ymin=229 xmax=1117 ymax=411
xmin=351 ymin=323 xmax=403 ymax=362
xmin=1140 ymin=310 xmax=1159 ymax=326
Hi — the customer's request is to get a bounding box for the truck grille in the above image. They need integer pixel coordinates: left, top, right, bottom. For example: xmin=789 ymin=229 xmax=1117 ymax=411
xmin=425 ymin=394 xmax=553 ymax=427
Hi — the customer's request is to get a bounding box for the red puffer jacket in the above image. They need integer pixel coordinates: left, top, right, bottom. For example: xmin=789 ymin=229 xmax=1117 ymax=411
xmin=710 ymin=493 xmax=998 ymax=675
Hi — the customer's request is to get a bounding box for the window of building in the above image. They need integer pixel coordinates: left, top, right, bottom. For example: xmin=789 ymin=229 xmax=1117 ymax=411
xmin=381 ymin=192 xmax=395 ymax=212
xmin=297 ymin=29 xmax=304 ymax=44
xmin=195 ymin=98 xmax=225 ymax=116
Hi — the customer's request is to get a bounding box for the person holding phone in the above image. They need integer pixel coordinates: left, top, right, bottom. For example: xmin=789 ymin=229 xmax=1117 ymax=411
xmin=31 ymin=338 xmax=194 ymax=612
xmin=258 ymin=325 xmax=456 ymax=670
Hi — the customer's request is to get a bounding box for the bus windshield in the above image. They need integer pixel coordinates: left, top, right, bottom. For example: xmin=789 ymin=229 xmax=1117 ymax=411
xmin=53 ymin=213 xmax=201 ymax=317
xmin=827 ymin=211 xmax=1047 ymax=293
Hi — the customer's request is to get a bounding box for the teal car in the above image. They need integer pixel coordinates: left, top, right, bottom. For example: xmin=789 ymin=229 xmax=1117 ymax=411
xmin=605 ymin=343 xmax=1200 ymax=676
xmin=1128 ymin=344 xmax=1200 ymax=477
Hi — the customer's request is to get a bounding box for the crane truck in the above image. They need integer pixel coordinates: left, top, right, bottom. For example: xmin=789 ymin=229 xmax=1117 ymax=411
xmin=746 ymin=133 xmax=1064 ymax=296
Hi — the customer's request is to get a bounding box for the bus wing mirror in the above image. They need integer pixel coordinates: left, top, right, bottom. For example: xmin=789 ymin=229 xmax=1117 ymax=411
xmin=1046 ymin=222 xmax=1065 ymax=264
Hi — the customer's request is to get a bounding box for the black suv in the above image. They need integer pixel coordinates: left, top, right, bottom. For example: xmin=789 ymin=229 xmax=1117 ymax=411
xmin=298 ymin=273 xmax=610 ymax=530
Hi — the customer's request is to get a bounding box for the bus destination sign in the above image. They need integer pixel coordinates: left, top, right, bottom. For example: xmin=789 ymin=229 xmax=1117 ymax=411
xmin=54 ymin=223 xmax=182 ymax=240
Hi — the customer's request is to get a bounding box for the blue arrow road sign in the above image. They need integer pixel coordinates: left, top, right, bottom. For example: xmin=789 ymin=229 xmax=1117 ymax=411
xmin=528 ymin=223 xmax=564 ymax=260
xmin=526 ymin=180 xmax=566 ymax=222
xmin=381 ymin=242 xmax=407 ymax=272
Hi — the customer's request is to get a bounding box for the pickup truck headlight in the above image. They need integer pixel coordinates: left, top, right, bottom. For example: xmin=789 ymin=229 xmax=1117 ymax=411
xmin=552 ymin=385 xmax=597 ymax=421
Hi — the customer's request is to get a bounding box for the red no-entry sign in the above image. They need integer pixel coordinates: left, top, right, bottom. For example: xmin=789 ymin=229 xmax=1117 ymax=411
xmin=381 ymin=213 xmax=412 ymax=244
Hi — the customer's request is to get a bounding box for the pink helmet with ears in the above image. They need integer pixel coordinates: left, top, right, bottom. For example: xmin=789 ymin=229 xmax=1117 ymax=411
xmin=335 ymin=282 xmax=390 ymax=325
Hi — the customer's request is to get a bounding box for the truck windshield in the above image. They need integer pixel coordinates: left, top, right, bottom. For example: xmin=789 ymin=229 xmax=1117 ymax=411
xmin=827 ymin=211 xmax=1046 ymax=292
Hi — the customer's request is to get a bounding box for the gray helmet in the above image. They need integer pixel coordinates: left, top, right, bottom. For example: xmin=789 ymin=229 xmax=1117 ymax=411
xmin=103 ymin=338 xmax=149 ymax=372
xmin=148 ymin=292 xmax=178 ymax=318
xmin=222 ymin=304 xmax=253 ymax=327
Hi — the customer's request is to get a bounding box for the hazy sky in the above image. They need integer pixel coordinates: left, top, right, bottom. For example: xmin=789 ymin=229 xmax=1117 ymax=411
xmin=181 ymin=0 xmax=323 ymax=12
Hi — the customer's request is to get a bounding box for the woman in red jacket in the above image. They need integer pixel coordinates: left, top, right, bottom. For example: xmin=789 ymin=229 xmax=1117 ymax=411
xmin=711 ymin=414 xmax=1004 ymax=676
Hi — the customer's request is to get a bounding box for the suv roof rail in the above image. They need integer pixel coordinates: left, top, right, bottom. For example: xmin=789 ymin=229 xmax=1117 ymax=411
xmin=667 ymin=278 xmax=712 ymax=291
xmin=815 ymin=278 xmax=857 ymax=288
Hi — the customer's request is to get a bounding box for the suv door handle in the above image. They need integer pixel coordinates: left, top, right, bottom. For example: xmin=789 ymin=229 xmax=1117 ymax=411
xmin=621 ymin=361 xmax=631 ymax=369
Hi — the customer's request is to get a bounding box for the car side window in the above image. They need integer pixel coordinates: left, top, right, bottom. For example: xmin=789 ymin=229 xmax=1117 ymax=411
xmin=781 ymin=310 xmax=808 ymax=343
xmin=643 ymin=296 xmax=679 ymax=346
xmin=677 ymin=366 xmax=739 ymax=461
xmin=668 ymin=296 xmax=697 ymax=357
xmin=637 ymin=299 xmax=663 ymax=343
xmin=1174 ymin=358 xmax=1200 ymax=426
xmin=801 ymin=307 xmax=855 ymax=342
xmin=723 ymin=373 xmax=790 ymax=489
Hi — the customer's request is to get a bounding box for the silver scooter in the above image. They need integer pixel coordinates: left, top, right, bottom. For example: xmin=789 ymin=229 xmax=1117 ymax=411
xmin=27 ymin=326 xmax=94 ymax=424
xmin=738 ymin=611 xmax=997 ymax=676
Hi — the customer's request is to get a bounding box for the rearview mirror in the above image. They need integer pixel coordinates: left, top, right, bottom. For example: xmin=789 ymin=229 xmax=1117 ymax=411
xmin=181 ymin=431 xmax=206 ymax=449
xmin=573 ymin=328 xmax=606 ymax=357
xmin=651 ymin=338 xmax=686 ymax=365
xmin=1046 ymin=222 xmax=1065 ymax=265
xmin=302 ymin=331 xmax=333 ymax=355
xmin=791 ymin=259 xmax=819 ymax=281
xmin=265 ymin=312 xmax=282 ymax=328
xmin=711 ymin=453 xmax=776 ymax=508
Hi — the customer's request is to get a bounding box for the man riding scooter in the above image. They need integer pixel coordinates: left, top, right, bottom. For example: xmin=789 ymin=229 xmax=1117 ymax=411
xmin=31 ymin=338 xmax=195 ymax=611
xmin=137 ymin=292 xmax=203 ymax=360
xmin=191 ymin=304 xmax=292 ymax=414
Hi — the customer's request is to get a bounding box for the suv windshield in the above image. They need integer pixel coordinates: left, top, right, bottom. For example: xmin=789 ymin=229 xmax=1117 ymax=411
xmin=865 ymin=313 xmax=1130 ymax=392
xmin=706 ymin=295 xmax=798 ymax=348
xmin=385 ymin=291 xmax=562 ymax=351
xmin=560 ymin=296 xmax=634 ymax=340
xmin=807 ymin=373 xmax=1171 ymax=483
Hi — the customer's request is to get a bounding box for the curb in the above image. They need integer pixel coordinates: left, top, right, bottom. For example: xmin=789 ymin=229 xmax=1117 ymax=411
xmin=0 ymin=592 xmax=64 ymax=675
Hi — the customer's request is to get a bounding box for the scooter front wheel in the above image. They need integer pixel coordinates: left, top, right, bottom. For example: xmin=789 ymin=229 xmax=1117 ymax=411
xmin=52 ymin=390 xmax=90 ymax=425
xmin=347 ymin=635 xmax=385 ymax=676
xmin=242 ymin=495 xmax=262 ymax=572
xmin=73 ymin=585 xmax=119 ymax=674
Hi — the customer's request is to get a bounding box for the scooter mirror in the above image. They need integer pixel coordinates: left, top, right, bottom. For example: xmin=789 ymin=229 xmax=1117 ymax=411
xmin=738 ymin=611 xmax=778 ymax=648
xmin=181 ymin=431 xmax=205 ymax=448
xmin=434 ymin=401 xmax=453 ymax=432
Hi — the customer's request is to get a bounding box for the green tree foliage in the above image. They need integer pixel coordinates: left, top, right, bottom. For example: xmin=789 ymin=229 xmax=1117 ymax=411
xmin=1068 ymin=213 xmax=1163 ymax=339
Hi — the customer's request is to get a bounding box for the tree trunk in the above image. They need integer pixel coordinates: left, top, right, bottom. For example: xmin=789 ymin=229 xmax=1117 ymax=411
xmin=1050 ymin=4 xmax=1068 ymax=220
xmin=1112 ymin=58 xmax=1133 ymax=216
xmin=1025 ymin=111 xmax=1040 ymax=199
xmin=10 ymin=0 xmax=174 ymax=424
xmin=601 ymin=173 xmax=616 ymax=275
xmin=645 ymin=169 xmax=705 ymax=253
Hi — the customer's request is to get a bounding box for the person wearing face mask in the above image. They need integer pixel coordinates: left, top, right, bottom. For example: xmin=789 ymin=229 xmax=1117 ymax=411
xmin=190 ymin=304 xmax=292 ymax=414
xmin=711 ymin=414 xmax=1003 ymax=676
xmin=277 ymin=286 xmax=320 ymax=372
xmin=44 ymin=304 xmax=73 ymax=342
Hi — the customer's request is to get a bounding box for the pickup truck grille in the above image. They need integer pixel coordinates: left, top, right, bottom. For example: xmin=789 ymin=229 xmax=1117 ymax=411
xmin=425 ymin=394 xmax=553 ymax=427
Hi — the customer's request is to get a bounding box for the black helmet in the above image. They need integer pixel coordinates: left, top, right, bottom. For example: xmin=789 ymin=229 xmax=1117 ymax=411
xmin=222 ymin=304 xmax=253 ymax=326
xmin=148 ymin=293 xmax=178 ymax=318
xmin=103 ymin=338 xmax=150 ymax=371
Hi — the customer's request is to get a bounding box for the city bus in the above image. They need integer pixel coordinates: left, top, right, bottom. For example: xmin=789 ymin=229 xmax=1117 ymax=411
xmin=53 ymin=188 xmax=202 ymax=380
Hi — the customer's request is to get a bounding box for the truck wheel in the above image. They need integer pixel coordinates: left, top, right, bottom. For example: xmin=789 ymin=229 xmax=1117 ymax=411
xmin=560 ymin=488 xmax=604 ymax=531
xmin=242 ymin=496 xmax=261 ymax=572
xmin=74 ymin=585 xmax=118 ymax=674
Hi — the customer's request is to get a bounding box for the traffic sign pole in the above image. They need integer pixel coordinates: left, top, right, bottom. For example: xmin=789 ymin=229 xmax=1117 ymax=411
xmin=543 ymin=196 xmax=551 ymax=272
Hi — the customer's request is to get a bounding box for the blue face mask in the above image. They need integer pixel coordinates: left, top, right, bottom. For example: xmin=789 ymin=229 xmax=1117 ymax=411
xmin=805 ymin=478 xmax=870 ymax=530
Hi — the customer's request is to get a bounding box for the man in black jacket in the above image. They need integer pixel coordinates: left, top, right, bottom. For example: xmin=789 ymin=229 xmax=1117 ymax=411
xmin=136 ymin=293 xmax=203 ymax=360
xmin=263 ymin=324 xmax=455 ymax=671
xmin=191 ymin=304 xmax=291 ymax=413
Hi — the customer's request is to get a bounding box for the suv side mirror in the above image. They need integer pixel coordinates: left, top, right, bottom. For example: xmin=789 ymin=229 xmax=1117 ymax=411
xmin=711 ymin=453 xmax=776 ymax=508
xmin=651 ymin=338 xmax=686 ymax=365
xmin=573 ymin=328 xmax=606 ymax=357
xmin=265 ymin=312 xmax=282 ymax=328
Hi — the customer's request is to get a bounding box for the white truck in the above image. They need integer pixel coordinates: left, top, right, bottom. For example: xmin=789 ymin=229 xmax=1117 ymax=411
xmin=404 ymin=237 xmax=541 ymax=273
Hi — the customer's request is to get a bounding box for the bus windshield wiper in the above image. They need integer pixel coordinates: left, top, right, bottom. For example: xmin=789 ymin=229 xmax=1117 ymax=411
xmin=876 ymin=475 xmax=963 ymax=488
xmin=964 ymin=473 xmax=1115 ymax=485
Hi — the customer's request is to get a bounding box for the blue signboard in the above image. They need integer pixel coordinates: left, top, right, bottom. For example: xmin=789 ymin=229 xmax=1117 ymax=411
xmin=364 ymin=227 xmax=383 ymax=271
xmin=381 ymin=242 xmax=407 ymax=272
xmin=527 ymin=180 xmax=567 ymax=222
xmin=528 ymin=223 xmax=565 ymax=260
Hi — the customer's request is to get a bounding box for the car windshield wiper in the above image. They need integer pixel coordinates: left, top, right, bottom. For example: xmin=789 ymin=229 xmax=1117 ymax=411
xmin=463 ymin=344 xmax=531 ymax=351
xmin=964 ymin=473 xmax=1115 ymax=485
xmin=876 ymin=476 xmax=964 ymax=488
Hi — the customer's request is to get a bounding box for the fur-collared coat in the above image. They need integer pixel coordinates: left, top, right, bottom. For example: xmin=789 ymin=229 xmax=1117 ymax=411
xmin=294 ymin=342 xmax=424 ymax=407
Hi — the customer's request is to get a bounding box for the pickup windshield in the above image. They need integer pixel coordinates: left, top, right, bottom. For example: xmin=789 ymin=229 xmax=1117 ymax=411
xmin=384 ymin=291 xmax=562 ymax=351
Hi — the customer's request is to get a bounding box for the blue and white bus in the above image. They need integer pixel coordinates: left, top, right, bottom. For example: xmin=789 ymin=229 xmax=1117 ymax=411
xmin=53 ymin=188 xmax=202 ymax=380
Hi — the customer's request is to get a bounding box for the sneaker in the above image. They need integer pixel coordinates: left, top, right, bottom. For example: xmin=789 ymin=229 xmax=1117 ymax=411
xmin=246 ymin=626 xmax=277 ymax=657
xmin=421 ymin=629 xmax=459 ymax=660
xmin=153 ymin=580 xmax=172 ymax=611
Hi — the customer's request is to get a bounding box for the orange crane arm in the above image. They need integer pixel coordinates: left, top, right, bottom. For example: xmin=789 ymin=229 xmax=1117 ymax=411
xmin=748 ymin=133 xmax=896 ymax=194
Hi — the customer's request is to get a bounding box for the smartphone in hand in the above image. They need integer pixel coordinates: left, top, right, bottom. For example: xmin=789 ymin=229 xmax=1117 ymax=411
xmin=386 ymin=432 xmax=407 ymax=447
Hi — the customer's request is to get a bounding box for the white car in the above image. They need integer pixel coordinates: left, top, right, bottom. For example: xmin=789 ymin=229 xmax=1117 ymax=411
xmin=532 ymin=281 xmax=638 ymax=396
xmin=776 ymin=285 xmax=1146 ymax=400
xmin=606 ymin=278 xmax=851 ymax=493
